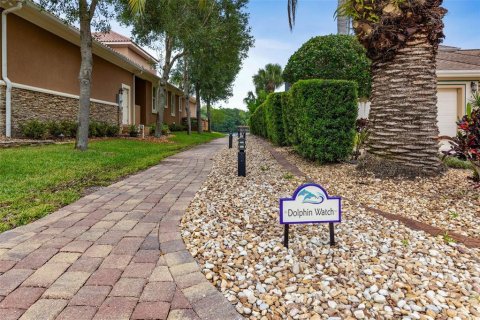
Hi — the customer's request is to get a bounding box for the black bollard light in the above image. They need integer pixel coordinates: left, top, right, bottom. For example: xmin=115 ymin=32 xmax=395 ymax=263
xmin=238 ymin=137 xmax=246 ymax=177
xmin=229 ymin=133 xmax=233 ymax=149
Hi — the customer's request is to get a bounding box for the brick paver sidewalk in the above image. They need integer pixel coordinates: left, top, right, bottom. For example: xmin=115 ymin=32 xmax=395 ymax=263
xmin=0 ymin=137 xmax=242 ymax=320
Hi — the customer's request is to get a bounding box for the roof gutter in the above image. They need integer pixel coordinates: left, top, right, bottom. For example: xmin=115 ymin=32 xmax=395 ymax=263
xmin=2 ymin=1 xmax=23 ymax=138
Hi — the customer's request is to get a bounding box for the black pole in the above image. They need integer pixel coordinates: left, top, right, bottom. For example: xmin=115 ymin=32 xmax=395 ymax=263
xmin=329 ymin=223 xmax=335 ymax=246
xmin=229 ymin=133 xmax=233 ymax=149
xmin=238 ymin=151 xmax=246 ymax=177
xmin=283 ymin=224 xmax=289 ymax=248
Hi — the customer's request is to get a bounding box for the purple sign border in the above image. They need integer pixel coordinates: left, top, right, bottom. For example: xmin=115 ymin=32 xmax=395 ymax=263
xmin=279 ymin=183 xmax=342 ymax=225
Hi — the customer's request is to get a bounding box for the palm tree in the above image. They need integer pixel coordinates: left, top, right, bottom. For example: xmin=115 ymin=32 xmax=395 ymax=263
xmin=288 ymin=0 xmax=447 ymax=178
xmin=336 ymin=0 xmax=349 ymax=35
xmin=253 ymin=63 xmax=283 ymax=95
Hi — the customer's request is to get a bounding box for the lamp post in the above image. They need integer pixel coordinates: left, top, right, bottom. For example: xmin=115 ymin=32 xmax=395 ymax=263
xmin=238 ymin=136 xmax=246 ymax=177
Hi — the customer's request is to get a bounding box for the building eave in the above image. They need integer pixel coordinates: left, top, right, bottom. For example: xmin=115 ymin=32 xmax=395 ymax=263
xmin=437 ymin=70 xmax=480 ymax=78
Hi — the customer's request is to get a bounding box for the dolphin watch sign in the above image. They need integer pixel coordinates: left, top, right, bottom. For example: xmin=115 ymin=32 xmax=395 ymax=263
xmin=280 ymin=184 xmax=341 ymax=247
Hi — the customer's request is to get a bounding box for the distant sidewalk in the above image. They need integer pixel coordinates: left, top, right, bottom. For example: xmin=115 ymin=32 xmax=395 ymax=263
xmin=0 ymin=136 xmax=242 ymax=320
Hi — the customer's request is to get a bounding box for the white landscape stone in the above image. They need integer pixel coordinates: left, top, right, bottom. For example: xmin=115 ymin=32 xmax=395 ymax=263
xmin=180 ymin=136 xmax=480 ymax=319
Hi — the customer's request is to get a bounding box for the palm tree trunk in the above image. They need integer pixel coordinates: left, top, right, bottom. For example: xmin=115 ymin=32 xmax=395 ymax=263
xmin=337 ymin=0 xmax=349 ymax=35
xmin=361 ymin=32 xmax=444 ymax=177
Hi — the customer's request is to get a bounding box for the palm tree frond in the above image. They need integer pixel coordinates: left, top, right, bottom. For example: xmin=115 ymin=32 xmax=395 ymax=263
xmin=128 ymin=0 xmax=146 ymax=14
xmin=287 ymin=0 xmax=297 ymax=29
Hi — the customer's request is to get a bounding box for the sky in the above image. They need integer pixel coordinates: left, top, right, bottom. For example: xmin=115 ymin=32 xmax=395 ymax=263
xmin=113 ymin=0 xmax=480 ymax=110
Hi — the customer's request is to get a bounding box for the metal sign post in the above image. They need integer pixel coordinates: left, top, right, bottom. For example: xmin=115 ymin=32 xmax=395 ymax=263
xmin=229 ymin=133 xmax=233 ymax=149
xmin=238 ymin=137 xmax=246 ymax=177
xmin=280 ymin=184 xmax=341 ymax=248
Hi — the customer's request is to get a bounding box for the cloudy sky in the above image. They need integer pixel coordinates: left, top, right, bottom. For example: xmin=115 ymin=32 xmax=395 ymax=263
xmin=114 ymin=0 xmax=480 ymax=110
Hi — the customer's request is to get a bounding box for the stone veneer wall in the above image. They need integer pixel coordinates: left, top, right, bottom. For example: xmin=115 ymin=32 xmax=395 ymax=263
xmin=3 ymin=87 xmax=120 ymax=137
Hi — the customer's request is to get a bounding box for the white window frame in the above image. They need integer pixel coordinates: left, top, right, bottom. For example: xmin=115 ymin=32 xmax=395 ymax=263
xmin=152 ymin=87 xmax=158 ymax=114
xmin=171 ymin=94 xmax=176 ymax=116
xmin=179 ymin=97 xmax=183 ymax=112
xmin=165 ymin=91 xmax=168 ymax=109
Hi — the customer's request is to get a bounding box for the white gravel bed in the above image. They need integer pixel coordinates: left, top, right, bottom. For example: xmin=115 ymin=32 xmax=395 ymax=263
xmin=275 ymin=147 xmax=480 ymax=238
xmin=181 ymin=136 xmax=480 ymax=320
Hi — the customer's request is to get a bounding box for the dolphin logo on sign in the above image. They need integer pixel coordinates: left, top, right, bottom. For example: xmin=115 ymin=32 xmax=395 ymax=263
xmin=297 ymin=189 xmax=325 ymax=204
xmin=280 ymin=184 xmax=341 ymax=225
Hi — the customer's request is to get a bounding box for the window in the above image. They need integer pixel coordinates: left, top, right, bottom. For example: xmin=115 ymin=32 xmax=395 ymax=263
xmin=152 ymin=87 xmax=158 ymax=113
xmin=179 ymin=98 xmax=182 ymax=112
xmin=165 ymin=91 xmax=168 ymax=109
xmin=171 ymin=94 xmax=175 ymax=116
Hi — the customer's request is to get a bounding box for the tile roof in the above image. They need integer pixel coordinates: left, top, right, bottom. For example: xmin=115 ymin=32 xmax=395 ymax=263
xmin=93 ymin=31 xmax=131 ymax=43
xmin=438 ymin=46 xmax=480 ymax=70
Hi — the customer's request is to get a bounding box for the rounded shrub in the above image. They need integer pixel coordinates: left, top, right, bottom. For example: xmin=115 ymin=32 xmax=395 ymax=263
xmin=283 ymin=34 xmax=371 ymax=99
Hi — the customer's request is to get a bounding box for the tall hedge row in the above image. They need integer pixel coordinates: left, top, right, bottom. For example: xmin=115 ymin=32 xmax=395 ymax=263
xmin=251 ymin=79 xmax=358 ymax=163
xmin=249 ymin=102 xmax=267 ymax=138
xmin=265 ymin=93 xmax=286 ymax=146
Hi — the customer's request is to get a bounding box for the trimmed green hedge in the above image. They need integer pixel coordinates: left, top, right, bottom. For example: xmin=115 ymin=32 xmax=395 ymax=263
xmin=265 ymin=93 xmax=286 ymax=146
xmin=291 ymin=79 xmax=358 ymax=162
xmin=249 ymin=102 xmax=267 ymax=138
xmin=250 ymin=79 xmax=358 ymax=163
xmin=281 ymin=90 xmax=297 ymax=146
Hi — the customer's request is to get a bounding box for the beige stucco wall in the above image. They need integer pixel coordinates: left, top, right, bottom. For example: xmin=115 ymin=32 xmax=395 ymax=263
xmin=109 ymin=46 xmax=156 ymax=74
xmin=6 ymin=14 xmax=134 ymax=103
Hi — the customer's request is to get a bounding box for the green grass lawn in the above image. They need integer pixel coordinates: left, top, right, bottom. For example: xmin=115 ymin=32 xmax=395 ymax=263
xmin=0 ymin=132 xmax=224 ymax=232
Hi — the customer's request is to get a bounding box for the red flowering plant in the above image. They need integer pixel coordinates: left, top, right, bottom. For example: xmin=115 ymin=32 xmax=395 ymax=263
xmin=443 ymin=94 xmax=480 ymax=187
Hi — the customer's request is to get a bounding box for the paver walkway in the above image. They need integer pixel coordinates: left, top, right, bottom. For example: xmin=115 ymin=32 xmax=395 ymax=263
xmin=0 ymin=137 xmax=242 ymax=320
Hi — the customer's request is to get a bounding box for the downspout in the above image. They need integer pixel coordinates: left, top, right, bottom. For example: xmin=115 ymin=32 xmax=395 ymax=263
xmin=2 ymin=1 xmax=23 ymax=137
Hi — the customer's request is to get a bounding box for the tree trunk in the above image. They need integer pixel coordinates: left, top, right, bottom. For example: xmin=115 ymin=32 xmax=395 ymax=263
xmin=186 ymin=95 xmax=191 ymax=135
xmin=206 ymin=99 xmax=212 ymax=132
xmin=75 ymin=6 xmax=93 ymax=151
xmin=155 ymin=82 xmax=166 ymax=138
xmin=360 ymin=33 xmax=444 ymax=178
xmin=196 ymin=85 xmax=203 ymax=133
xmin=183 ymin=61 xmax=191 ymax=135
xmin=337 ymin=0 xmax=349 ymax=35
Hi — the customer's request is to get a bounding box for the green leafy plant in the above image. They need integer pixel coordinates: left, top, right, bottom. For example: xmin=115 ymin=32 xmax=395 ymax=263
xmin=60 ymin=120 xmax=78 ymax=138
xmin=449 ymin=211 xmax=459 ymax=219
xmin=283 ymin=173 xmax=294 ymax=180
xmin=443 ymin=232 xmax=455 ymax=244
xmin=260 ymin=165 xmax=269 ymax=172
xmin=353 ymin=118 xmax=370 ymax=160
xmin=161 ymin=124 xmax=171 ymax=136
xmin=441 ymin=157 xmax=473 ymax=170
xmin=105 ymin=124 xmax=120 ymax=137
xmin=283 ymin=34 xmax=371 ymax=99
xmin=401 ymin=239 xmax=409 ymax=247
xmin=169 ymin=123 xmax=186 ymax=132
xmin=20 ymin=120 xmax=48 ymax=140
xmin=46 ymin=121 xmax=64 ymax=138
xmin=128 ymin=125 xmax=139 ymax=137
xmin=443 ymin=102 xmax=480 ymax=187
